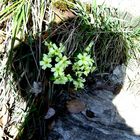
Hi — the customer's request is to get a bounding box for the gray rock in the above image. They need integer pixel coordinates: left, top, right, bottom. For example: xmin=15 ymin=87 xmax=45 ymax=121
xmin=48 ymin=89 xmax=140 ymax=140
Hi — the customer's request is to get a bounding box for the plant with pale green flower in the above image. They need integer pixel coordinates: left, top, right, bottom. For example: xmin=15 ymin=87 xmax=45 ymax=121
xmin=83 ymin=67 xmax=90 ymax=76
xmin=51 ymin=59 xmax=72 ymax=85
xmin=53 ymin=74 xmax=73 ymax=85
xmin=73 ymin=52 xmax=94 ymax=77
xmin=72 ymin=49 xmax=95 ymax=89
xmin=77 ymin=53 xmax=93 ymax=66
xmin=54 ymin=76 xmax=68 ymax=84
xmin=40 ymin=41 xmax=96 ymax=89
xmin=75 ymin=71 xmax=82 ymax=77
xmin=55 ymin=55 xmax=71 ymax=68
xmin=66 ymin=74 xmax=73 ymax=82
xmin=48 ymin=42 xmax=65 ymax=57
xmin=40 ymin=54 xmax=52 ymax=70
xmin=73 ymin=77 xmax=86 ymax=90
xmin=51 ymin=63 xmax=65 ymax=78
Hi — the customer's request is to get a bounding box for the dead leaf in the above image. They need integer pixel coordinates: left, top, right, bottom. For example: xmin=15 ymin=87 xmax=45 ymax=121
xmin=31 ymin=81 xmax=42 ymax=96
xmin=44 ymin=107 xmax=55 ymax=120
xmin=66 ymin=99 xmax=86 ymax=113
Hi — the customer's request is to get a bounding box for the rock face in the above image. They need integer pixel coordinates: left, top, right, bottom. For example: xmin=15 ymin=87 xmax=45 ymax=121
xmin=48 ymin=88 xmax=140 ymax=140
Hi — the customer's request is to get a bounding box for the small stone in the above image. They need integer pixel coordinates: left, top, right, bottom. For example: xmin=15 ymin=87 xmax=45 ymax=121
xmin=44 ymin=107 xmax=55 ymax=120
xmin=66 ymin=99 xmax=86 ymax=113
xmin=30 ymin=81 xmax=42 ymax=96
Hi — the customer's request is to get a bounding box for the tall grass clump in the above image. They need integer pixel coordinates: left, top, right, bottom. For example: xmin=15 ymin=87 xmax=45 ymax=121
xmin=49 ymin=0 xmax=140 ymax=72
xmin=77 ymin=1 xmax=134 ymax=71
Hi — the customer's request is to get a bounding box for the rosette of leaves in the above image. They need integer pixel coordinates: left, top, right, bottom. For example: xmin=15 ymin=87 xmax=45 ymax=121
xmin=72 ymin=42 xmax=96 ymax=89
xmin=40 ymin=42 xmax=96 ymax=90
xmin=40 ymin=42 xmax=72 ymax=85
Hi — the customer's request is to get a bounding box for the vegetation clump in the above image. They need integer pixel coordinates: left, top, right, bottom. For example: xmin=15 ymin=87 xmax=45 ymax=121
xmin=40 ymin=41 xmax=95 ymax=89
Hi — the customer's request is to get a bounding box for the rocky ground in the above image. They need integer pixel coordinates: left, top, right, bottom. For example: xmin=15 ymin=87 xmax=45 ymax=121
xmin=48 ymin=90 xmax=140 ymax=140
xmin=48 ymin=56 xmax=140 ymax=140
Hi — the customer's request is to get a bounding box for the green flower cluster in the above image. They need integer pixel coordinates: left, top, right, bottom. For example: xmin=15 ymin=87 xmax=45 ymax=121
xmin=40 ymin=42 xmax=95 ymax=90
xmin=72 ymin=43 xmax=95 ymax=89
xmin=40 ymin=42 xmax=72 ymax=85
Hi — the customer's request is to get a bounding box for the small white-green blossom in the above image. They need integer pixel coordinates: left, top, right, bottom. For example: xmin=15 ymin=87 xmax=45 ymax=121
xmin=77 ymin=53 xmax=93 ymax=66
xmin=40 ymin=54 xmax=52 ymax=70
xmin=51 ymin=63 xmax=64 ymax=78
xmin=48 ymin=47 xmax=62 ymax=57
xmin=73 ymin=63 xmax=80 ymax=71
xmin=83 ymin=68 xmax=90 ymax=76
xmin=73 ymin=52 xmax=94 ymax=77
xmin=55 ymin=55 xmax=71 ymax=69
xmin=75 ymin=71 xmax=82 ymax=77
xmin=48 ymin=43 xmax=65 ymax=57
xmin=48 ymin=47 xmax=56 ymax=57
xmin=73 ymin=77 xmax=86 ymax=90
